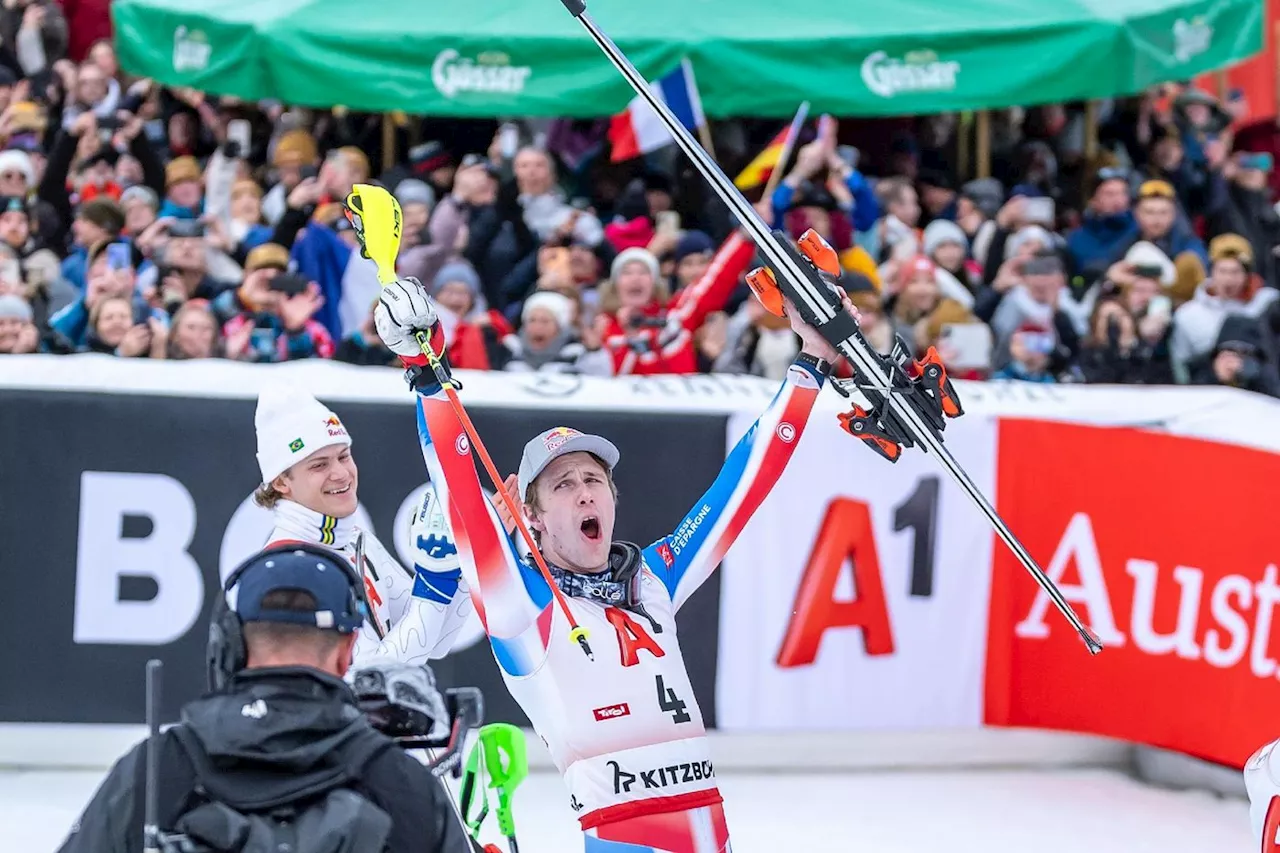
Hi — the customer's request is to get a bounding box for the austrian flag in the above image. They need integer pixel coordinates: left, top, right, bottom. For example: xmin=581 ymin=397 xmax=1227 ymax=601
xmin=608 ymin=59 xmax=707 ymax=163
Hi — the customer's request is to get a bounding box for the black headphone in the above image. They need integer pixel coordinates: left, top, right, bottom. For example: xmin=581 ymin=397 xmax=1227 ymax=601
xmin=206 ymin=541 xmax=368 ymax=694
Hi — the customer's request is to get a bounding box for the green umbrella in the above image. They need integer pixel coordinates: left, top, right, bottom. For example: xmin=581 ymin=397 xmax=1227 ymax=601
xmin=112 ymin=0 xmax=1263 ymax=117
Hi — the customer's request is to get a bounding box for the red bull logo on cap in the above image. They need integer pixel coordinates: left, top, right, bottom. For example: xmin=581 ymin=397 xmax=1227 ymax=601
xmin=325 ymin=415 xmax=348 ymax=438
xmin=543 ymin=427 xmax=581 ymax=452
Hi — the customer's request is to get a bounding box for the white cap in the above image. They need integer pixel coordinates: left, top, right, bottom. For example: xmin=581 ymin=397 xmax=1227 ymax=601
xmin=517 ymin=427 xmax=620 ymax=499
xmin=254 ymin=384 xmax=352 ymax=485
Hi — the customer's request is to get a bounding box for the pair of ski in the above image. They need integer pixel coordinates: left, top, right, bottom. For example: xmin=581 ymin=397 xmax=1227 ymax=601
xmin=552 ymin=0 xmax=1103 ymax=656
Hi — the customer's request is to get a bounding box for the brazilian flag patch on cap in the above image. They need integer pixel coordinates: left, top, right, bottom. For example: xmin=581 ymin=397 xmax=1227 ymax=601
xmin=289 ymin=438 xmax=305 ymax=453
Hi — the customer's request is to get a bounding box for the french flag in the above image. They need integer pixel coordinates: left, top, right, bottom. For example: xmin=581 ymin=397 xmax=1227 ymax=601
xmin=608 ymin=58 xmax=707 ymax=163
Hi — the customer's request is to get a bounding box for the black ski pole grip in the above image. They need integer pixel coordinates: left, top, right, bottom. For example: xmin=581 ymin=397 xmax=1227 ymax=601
xmin=560 ymin=0 xmax=586 ymax=16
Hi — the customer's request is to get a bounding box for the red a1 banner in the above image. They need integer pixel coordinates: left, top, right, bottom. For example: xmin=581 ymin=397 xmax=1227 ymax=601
xmin=985 ymin=420 xmax=1280 ymax=767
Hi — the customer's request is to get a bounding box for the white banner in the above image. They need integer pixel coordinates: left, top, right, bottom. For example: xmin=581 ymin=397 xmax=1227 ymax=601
xmin=715 ymin=410 xmax=997 ymax=731
xmin=4 ymin=355 xmax=1280 ymax=452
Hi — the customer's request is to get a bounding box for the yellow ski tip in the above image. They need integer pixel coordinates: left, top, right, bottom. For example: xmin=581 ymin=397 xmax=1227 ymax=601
xmin=343 ymin=183 xmax=403 ymax=284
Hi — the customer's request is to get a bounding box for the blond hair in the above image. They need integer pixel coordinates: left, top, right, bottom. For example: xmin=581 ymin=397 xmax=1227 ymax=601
xmin=253 ymin=482 xmax=285 ymax=509
xmin=595 ymin=275 xmax=671 ymax=317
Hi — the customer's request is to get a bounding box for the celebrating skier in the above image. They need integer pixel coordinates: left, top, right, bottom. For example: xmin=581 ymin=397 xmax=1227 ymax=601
xmin=371 ymin=274 xmax=857 ymax=852
xmin=251 ymin=383 xmax=472 ymax=665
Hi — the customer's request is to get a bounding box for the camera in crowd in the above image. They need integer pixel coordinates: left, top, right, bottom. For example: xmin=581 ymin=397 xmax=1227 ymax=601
xmin=168 ymin=219 xmax=207 ymax=239
xmin=628 ymin=312 xmax=668 ymax=330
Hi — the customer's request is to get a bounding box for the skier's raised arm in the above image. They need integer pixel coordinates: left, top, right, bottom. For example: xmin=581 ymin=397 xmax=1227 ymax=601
xmin=642 ymin=289 xmax=853 ymax=611
xmin=381 ymin=283 xmax=555 ymax=677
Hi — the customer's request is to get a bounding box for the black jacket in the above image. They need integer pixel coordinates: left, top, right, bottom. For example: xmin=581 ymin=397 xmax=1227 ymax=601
xmin=55 ymin=667 xmax=471 ymax=853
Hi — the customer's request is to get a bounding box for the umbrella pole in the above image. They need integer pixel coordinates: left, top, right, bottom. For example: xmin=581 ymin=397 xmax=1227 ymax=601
xmin=957 ymin=112 xmax=971 ymax=180
xmin=975 ymin=110 xmax=990 ymax=179
xmin=1084 ymin=101 xmax=1097 ymax=162
xmin=382 ymin=113 xmax=396 ymax=174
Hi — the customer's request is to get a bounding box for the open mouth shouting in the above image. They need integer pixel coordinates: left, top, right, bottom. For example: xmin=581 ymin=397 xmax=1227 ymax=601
xmin=580 ymin=515 xmax=602 ymax=542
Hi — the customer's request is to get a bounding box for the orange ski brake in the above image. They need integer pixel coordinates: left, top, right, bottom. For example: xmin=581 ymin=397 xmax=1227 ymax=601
xmin=797 ymin=228 xmax=841 ymax=277
xmin=913 ymin=346 xmax=963 ymax=418
xmin=837 ymin=405 xmax=902 ymax=462
xmin=745 ymin=266 xmax=786 ymax=316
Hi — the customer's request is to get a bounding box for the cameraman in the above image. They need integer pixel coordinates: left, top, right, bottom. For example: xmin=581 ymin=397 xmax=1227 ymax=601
xmin=57 ymin=544 xmax=470 ymax=853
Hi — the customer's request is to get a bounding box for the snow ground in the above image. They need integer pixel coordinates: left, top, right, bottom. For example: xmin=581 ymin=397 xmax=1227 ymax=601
xmin=4 ymin=765 xmax=1252 ymax=852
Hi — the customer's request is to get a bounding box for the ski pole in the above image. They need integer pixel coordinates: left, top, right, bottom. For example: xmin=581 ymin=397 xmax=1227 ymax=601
xmin=342 ymin=184 xmax=595 ymax=661
xmin=143 ymin=659 xmax=162 ymax=853
xmin=554 ymin=0 xmax=1103 ymax=655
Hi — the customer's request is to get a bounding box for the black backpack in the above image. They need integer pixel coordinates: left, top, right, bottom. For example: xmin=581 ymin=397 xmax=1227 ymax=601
xmin=158 ymin=723 xmax=395 ymax=853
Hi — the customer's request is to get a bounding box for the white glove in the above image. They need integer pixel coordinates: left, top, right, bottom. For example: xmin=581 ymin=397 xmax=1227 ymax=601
xmin=373 ymin=277 xmax=440 ymax=360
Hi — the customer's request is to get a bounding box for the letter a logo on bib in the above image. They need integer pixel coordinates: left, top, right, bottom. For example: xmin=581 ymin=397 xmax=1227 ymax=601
xmin=604 ymin=606 xmax=664 ymax=667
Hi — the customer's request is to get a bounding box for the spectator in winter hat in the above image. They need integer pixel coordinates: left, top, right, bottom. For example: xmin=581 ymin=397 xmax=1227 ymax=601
xmin=0 ymin=195 xmax=32 ymax=254
xmin=984 ymin=251 xmax=1080 ymax=372
xmin=394 ymin=179 xmax=435 ymax=250
xmin=672 ymin=231 xmax=714 ymax=292
xmin=160 ymin=155 xmax=203 ymax=219
xmin=397 ymin=177 xmax=466 ymax=294
xmin=839 ymin=244 xmax=882 ymax=293
xmin=61 ymin=197 xmax=124 ymax=292
xmin=431 ymin=260 xmax=517 ymax=372
xmin=431 ymin=260 xmax=484 ymax=329
xmin=0 ymin=292 xmax=38 ymax=354
xmin=956 ymin=178 xmax=1003 ymax=268
xmin=604 ymin=214 xmax=654 ymax=252
xmin=1005 ymin=224 xmax=1055 ymax=261
xmin=499 ymin=289 xmax=610 ymax=375
xmin=120 ymin=185 xmax=159 ymax=236
xmin=0 ymin=194 xmax=64 ymax=319
xmin=917 ymin=169 xmax=957 ymax=222
xmin=1106 ymin=179 xmax=1207 ymax=299
xmin=261 ymin=128 xmax=319 ymax=225
xmin=1169 ymin=234 xmax=1278 ymax=381
xmin=923 ymin=219 xmax=980 ymax=294
xmin=75 ymin=144 xmax=121 ymax=204
xmin=0 ymin=149 xmax=35 ymax=199
xmin=1205 ymin=150 xmax=1280 ymax=288
xmin=407 ymin=141 xmax=456 ymax=199
xmin=1066 ymin=166 xmax=1137 ymax=285
xmin=888 ymin=255 xmax=976 ymax=358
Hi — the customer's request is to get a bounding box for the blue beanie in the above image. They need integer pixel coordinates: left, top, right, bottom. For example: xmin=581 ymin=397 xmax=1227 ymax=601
xmin=674 ymin=230 xmax=715 ymax=262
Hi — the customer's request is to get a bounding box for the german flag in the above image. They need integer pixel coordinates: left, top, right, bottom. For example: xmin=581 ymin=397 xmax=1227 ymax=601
xmin=733 ymin=127 xmax=790 ymax=191
xmin=733 ymin=101 xmax=810 ymax=191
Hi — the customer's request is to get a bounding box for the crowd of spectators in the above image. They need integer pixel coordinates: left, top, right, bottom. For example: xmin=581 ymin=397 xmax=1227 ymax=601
xmin=1 ymin=7 xmax=1278 ymax=396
